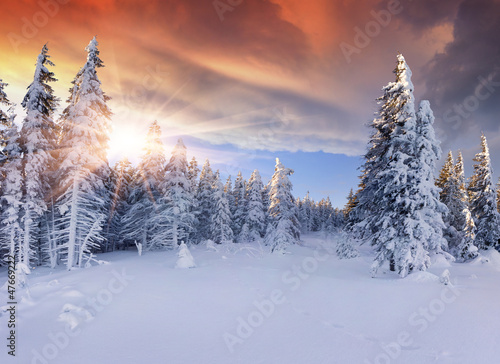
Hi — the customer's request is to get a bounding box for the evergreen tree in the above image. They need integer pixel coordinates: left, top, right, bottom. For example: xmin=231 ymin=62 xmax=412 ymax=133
xmin=413 ymin=101 xmax=449 ymax=257
xmin=20 ymin=44 xmax=59 ymax=267
xmin=468 ymin=134 xmax=500 ymax=249
xmin=106 ymin=158 xmax=134 ymax=251
xmin=187 ymin=156 xmax=200 ymax=193
xmin=264 ymin=158 xmax=300 ymax=253
xmin=352 ymin=55 xmax=413 ymax=237
xmin=436 ymin=151 xmax=454 ymax=198
xmin=195 ymin=159 xmax=215 ymax=242
xmin=344 ymin=188 xmax=357 ymax=223
xmin=151 ymin=139 xmax=196 ymax=249
xmin=298 ymin=192 xmax=313 ymax=232
xmin=55 ymin=37 xmax=111 ymax=269
xmin=365 ymin=55 xmax=447 ymax=277
xmin=210 ymin=171 xmax=234 ymax=244
xmin=231 ymin=171 xmax=247 ymax=237
xmin=122 ymin=121 xmax=165 ymax=251
xmin=0 ymin=82 xmax=23 ymax=263
xmin=241 ymin=169 xmax=266 ymax=242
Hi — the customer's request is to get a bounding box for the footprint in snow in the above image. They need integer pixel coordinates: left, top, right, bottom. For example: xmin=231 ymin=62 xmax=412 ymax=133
xmin=58 ymin=303 xmax=94 ymax=330
xmin=47 ymin=279 xmax=60 ymax=287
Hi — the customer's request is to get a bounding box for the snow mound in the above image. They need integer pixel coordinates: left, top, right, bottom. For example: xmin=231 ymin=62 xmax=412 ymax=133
xmin=58 ymin=303 xmax=94 ymax=329
xmin=205 ymin=239 xmax=218 ymax=252
xmin=176 ymin=243 xmax=196 ymax=269
xmin=403 ymin=271 xmax=440 ymax=283
xmin=431 ymin=254 xmax=452 ymax=268
xmin=481 ymin=249 xmax=500 ymax=270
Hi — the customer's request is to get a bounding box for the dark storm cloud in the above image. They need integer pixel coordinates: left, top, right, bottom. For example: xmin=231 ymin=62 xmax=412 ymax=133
xmin=422 ymin=0 xmax=500 ymax=145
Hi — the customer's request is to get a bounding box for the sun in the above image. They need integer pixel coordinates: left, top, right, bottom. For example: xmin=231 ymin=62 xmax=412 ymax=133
xmin=107 ymin=125 xmax=144 ymax=164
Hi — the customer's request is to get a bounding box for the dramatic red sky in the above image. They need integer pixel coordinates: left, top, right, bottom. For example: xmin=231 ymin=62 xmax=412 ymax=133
xmin=1 ymin=0 xmax=499 ymax=205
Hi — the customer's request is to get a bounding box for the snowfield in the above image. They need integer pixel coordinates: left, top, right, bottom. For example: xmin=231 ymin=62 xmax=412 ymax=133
xmin=2 ymin=233 xmax=500 ymax=364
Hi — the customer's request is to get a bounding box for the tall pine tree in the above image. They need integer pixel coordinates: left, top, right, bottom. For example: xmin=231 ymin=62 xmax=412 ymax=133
xmin=264 ymin=158 xmax=300 ymax=253
xmin=20 ymin=44 xmax=59 ymax=267
xmin=55 ymin=37 xmax=112 ymax=269
xmin=468 ymin=134 xmax=500 ymax=249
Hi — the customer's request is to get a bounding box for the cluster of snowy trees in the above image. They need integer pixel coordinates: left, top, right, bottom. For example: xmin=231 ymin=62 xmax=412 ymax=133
xmin=0 ymin=39 xmax=311 ymax=271
xmin=297 ymin=193 xmax=344 ymax=233
xmin=344 ymin=54 xmax=500 ymax=277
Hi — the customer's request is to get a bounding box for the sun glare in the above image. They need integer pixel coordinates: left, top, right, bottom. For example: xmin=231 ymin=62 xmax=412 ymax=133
xmin=108 ymin=126 xmax=144 ymax=164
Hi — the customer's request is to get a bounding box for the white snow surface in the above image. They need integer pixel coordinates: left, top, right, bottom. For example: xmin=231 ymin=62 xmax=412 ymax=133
xmin=2 ymin=232 xmax=500 ymax=363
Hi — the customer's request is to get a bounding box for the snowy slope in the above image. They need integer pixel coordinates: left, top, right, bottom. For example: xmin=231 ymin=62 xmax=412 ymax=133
xmin=2 ymin=233 xmax=500 ymax=364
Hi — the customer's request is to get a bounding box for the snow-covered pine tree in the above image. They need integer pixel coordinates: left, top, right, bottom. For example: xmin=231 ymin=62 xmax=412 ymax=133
xmin=468 ymin=134 xmax=500 ymax=249
xmin=210 ymin=171 xmax=234 ymax=244
xmin=122 ymin=121 xmax=166 ymax=251
xmin=55 ymin=37 xmax=112 ymax=270
xmin=0 ymin=82 xmax=23 ymax=263
xmin=413 ymin=100 xmax=449 ymax=258
xmin=456 ymin=208 xmax=478 ymax=261
xmin=224 ymin=176 xmax=235 ymax=215
xmin=298 ymin=192 xmax=313 ymax=233
xmin=20 ymin=44 xmax=60 ymax=267
xmin=151 ymin=138 xmax=196 ymax=249
xmin=351 ymin=56 xmax=415 ymax=238
xmin=187 ymin=156 xmax=200 ymax=193
xmin=366 ymin=55 xmax=442 ymax=277
xmin=343 ymin=188 xmax=357 ymax=221
xmin=0 ymin=79 xmax=15 ymax=169
xmin=264 ymin=158 xmax=300 ymax=253
xmin=106 ymin=158 xmax=134 ymax=251
xmin=231 ymin=171 xmax=247 ymax=238
xmin=436 ymin=151 xmax=454 ymax=199
xmin=241 ymin=169 xmax=266 ymax=242
xmin=195 ymin=159 xmax=215 ymax=242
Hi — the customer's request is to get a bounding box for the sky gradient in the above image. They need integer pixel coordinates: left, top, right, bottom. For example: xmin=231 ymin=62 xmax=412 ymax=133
xmin=1 ymin=0 xmax=499 ymax=207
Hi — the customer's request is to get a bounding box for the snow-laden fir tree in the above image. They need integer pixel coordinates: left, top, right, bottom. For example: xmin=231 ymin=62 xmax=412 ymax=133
xmin=240 ymin=169 xmax=266 ymax=242
xmin=454 ymin=151 xmax=478 ymax=260
xmin=343 ymin=188 xmax=357 ymax=223
xmin=468 ymin=134 xmax=500 ymax=249
xmin=231 ymin=171 xmax=247 ymax=237
xmin=187 ymin=156 xmax=200 ymax=193
xmin=151 ymin=139 xmax=196 ymax=249
xmin=106 ymin=158 xmax=134 ymax=251
xmin=0 ymin=82 xmax=23 ymax=263
xmin=55 ymin=37 xmax=112 ymax=269
xmin=224 ymin=176 xmax=235 ymax=215
xmin=0 ymin=79 xmax=15 ymax=169
xmin=210 ymin=171 xmax=234 ymax=244
xmin=264 ymin=158 xmax=300 ymax=253
xmin=19 ymin=44 xmax=59 ymax=267
xmin=438 ymin=150 xmax=477 ymax=256
xmin=298 ymin=192 xmax=313 ymax=232
xmin=413 ymin=101 xmax=449 ymax=258
xmin=195 ymin=159 xmax=216 ymax=242
xmin=351 ymin=56 xmax=413 ymax=237
xmin=122 ymin=121 xmax=166 ymax=251
xmin=365 ymin=55 xmax=447 ymax=277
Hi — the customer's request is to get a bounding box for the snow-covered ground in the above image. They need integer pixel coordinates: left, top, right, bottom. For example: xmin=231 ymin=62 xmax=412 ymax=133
xmin=2 ymin=232 xmax=500 ymax=364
